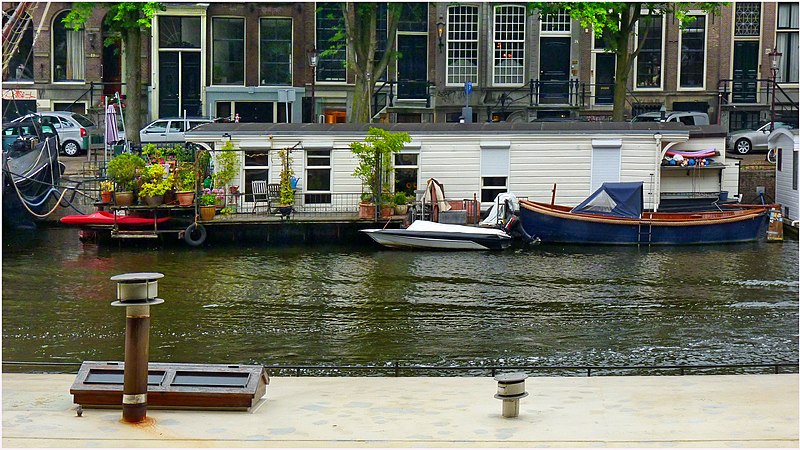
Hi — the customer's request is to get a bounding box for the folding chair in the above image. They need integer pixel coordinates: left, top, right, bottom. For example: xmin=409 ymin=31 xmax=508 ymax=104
xmin=251 ymin=180 xmax=268 ymax=213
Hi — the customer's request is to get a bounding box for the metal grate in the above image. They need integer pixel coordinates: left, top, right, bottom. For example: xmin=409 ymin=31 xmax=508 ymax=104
xmin=735 ymin=3 xmax=761 ymax=37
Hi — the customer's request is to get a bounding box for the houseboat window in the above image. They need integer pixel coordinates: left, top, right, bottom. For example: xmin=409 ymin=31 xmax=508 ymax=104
xmin=394 ymin=153 xmax=418 ymax=196
xmin=316 ymin=3 xmax=347 ymax=82
xmin=493 ymin=5 xmax=525 ymax=86
xmin=305 ymin=149 xmax=331 ymax=204
xmin=793 ymin=150 xmax=798 ymax=190
xmin=2 ymin=9 xmax=33 ymax=82
xmin=212 ymin=18 xmax=245 ymax=85
xmin=260 ymin=18 xmax=292 ymax=86
xmin=679 ymin=15 xmax=706 ymax=88
xmin=635 ymin=15 xmax=663 ymax=89
xmin=446 ymin=5 xmax=479 ymax=85
xmin=52 ymin=10 xmax=85 ymax=82
xmin=244 ymin=149 xmax=269 ymax=203
xmin=777 ymin=2 xmax=799 ymax=83
xmin=777 ymin=148 xmax=783 ymax=172
xmin=481 ymin=177 xmax=507 ymax=203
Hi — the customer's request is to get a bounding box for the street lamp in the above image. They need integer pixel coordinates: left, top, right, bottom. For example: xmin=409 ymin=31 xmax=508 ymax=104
xmin=768 ymin=47 xmax=782 ymax=131
xmin=436 ymin=17 xmax=445 ymax=53
xmin=307 ymin=48 xmax=318 ymax=123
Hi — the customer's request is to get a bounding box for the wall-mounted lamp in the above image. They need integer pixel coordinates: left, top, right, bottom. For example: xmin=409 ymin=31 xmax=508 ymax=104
xmin=436 ymin=17 xmax=445 ymax=53
xmin=88 ymin=32 xmax=97 ymax=51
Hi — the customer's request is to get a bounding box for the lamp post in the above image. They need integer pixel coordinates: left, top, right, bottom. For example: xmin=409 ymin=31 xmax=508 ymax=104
xmin=308 ymin=48 xmax=318 ymax=123
xmin=436 ymin=17 xmax=445 ymax=53
xmin=768 ymin=47 xmax=782 ymax=131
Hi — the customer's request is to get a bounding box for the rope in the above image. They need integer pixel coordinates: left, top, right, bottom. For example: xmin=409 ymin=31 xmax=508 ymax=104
xmin=4 ymin=138 xmax=72 ymax=218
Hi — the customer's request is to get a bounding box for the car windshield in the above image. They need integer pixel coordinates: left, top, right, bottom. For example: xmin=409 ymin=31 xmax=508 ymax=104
xmin=70 ymin=113 xmax=95 ymax=127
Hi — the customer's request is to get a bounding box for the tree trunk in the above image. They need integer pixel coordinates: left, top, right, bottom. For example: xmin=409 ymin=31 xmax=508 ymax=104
xmin=612 ymin=49 xmax=630 ymax=121
xmin=351 ymin=74 xmax=371 ymax=123
xmin=123 ymin=27 xmax=142 ymax=144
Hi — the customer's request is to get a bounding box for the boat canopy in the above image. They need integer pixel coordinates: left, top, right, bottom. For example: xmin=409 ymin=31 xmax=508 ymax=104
xmin=571 ymin=182 xmax=643 ymax=218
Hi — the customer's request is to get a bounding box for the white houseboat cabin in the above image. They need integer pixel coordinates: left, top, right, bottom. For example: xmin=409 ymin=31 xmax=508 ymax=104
xmin=768 ymin=127 xmax=799 ymax=229
xmin=185 ymin=123 xmax=738 ymax=214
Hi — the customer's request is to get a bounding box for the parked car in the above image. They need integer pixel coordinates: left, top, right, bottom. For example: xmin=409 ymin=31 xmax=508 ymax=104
xmin=11 ymin=111 xmax=96 ymax=156
xmin=139 ymin=117 xmax=214 ymax=144
xmin=727 ymin=121 xmax=793 ymax=155
xmin=631 ymin=111 xmax=710 ymax=126
xmin=2 ymin=119 xmax=58 ymax=153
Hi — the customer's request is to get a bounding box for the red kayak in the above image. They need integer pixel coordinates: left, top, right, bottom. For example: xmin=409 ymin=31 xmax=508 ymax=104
xmin=60 ymin=211 xmax=171 ymax=227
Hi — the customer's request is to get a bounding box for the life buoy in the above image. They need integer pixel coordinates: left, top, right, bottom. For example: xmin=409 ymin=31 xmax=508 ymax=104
xmin=184 ymin=223 xmax=207 ymax=246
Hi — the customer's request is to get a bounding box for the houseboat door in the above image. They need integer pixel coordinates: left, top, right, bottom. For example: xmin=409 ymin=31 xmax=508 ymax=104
xmin=539 ymin=37 xmax=571 ymax=104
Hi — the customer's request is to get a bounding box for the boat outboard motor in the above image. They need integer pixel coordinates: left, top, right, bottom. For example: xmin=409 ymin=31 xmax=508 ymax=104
xmin=503 ymin=214 xmax=539 ymax=246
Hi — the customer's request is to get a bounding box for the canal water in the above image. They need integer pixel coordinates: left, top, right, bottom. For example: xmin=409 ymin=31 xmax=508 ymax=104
xmin=2 ymin=227 xmax=798 ymax=373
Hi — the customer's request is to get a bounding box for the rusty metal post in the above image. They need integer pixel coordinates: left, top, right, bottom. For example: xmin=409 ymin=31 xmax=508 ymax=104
xmin=111 ymin=273 xmax=164 ymax=423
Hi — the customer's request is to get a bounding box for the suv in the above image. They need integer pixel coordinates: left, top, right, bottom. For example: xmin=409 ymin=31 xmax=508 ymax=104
xmin=11 ymin=111 xmax=96 ymax=156
xmin=632 ymin=111 xmax=710 ymax=126
xmin=140 ymin=117 xmax=214 ymax=144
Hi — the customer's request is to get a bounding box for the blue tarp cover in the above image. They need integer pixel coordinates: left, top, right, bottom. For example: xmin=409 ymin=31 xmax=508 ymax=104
xmin=571 ymin=182 xmax=643 ymax=218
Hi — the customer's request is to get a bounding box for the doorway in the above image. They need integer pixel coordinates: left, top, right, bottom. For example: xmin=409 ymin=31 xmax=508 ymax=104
xmin=397 ymin=35 xmax=427 ymax=100
xmin=733 ymin=41 xmax=758 ymax=103
xmin=539 ymin=37 xmax=570 ymax=103
xmin=101 ymin=19 xmax=122 ymax=97
xmin=158 ymin=52 xmax=201 ymax=117
xmin=594 ymin=53 xmax=615 ymax=105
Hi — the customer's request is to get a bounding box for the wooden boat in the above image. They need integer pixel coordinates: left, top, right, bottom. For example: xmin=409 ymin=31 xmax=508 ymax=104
xmin=60 ymin=211 xmax=171 ymax=227
xmin=518 ymin=182 xmax=769 ymax=245
xmin=361 ymin=220 xmax=513 ymax=250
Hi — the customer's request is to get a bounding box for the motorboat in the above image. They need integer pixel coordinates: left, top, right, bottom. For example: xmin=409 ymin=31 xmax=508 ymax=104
xmin=518 ymin=181 xmax=770 ymax=245
xmin=361 ymin=220 xmax=513 ymax=250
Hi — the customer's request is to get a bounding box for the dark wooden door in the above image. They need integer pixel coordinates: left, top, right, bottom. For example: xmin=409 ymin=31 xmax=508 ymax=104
xmin=158 ymin=52 xmax=179 ymax=117
xmin=733 ymin=41 xmax=758 ymax=103
xmin=595 ymin=53 xmax=615 ymax=105
xmin=539 ymin=37 xmax=570 ymax=103
xmin=181 ymin=52 xmax=202 ymax=116
xmin=397 ymin=35 xmax=427 ymax=99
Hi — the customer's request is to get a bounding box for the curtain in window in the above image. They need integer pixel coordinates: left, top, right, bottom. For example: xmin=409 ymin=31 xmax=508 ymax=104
xmin=66 ymin=28 xmax=85 ymax=80
xmin=777 ymin=32 xmax=798 ymax=83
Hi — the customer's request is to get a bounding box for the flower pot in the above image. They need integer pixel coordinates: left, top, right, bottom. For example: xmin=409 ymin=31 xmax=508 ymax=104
xmin=100 ymin=191 xmax=113 ymax=204
xmin=278 ymin=205 xmax=293 ymax=218
xmin=199 ymin=205 xmax=216 ymax=221
xmin=380 ymin=205 xmax=393 ymax=219
xmin=143 ymin=195 xmax=164 ymax=207
xmin=115 ymin=191 xmax=133 ymax=207
xmin=163 ymin=189 xmax=176 ymax=205
xmin=394 ymin=204 xmax=408 ymax=215
xmin=177 ymin=191 xmax=195 ymax=207
xmin=359 ymin=202 xmax=376 ymax=220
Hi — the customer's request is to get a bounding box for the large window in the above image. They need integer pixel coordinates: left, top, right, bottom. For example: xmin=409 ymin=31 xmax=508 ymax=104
xmin=316 ymin=3 xmax=346 ymax=82
xmin=679 ymin=15 xmax=706 ymax=88
xmin=260 ymin=18 xmax=292 ymax=85
xmin=244 ymin=150 xmax=269 ymax=203
xmin=394 ymin=153 xmax=418 ymax=196
xmin=636 ymin=15 xmax=663 ymax=89
xmin=52 ymin=10 xmax=85 ymax=82
xmin=447 ymin=5 xmax=479 ymax=85
xmin=212 ymin=18 xmax=244 ymax=85
xmin=2 ymin=11 xmax=33 ymax=81
xmin=777 ymin=2 xmax=799 ymax=83
xmin=159 ymin=16 xmax=201 ymax=48
xmin=493 ymin=5 xmax=525 ymax=86
xmin=305 ymin=149 xmax=331 ymax=204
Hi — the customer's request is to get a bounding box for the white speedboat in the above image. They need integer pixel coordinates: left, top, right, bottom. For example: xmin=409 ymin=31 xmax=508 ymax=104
xmin=361 ymin=220 xmax=513 ymax=250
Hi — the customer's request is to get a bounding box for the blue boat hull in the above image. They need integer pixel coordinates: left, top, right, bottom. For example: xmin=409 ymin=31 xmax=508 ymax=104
xmin=519 ymin=201 xmax=769 ymax=245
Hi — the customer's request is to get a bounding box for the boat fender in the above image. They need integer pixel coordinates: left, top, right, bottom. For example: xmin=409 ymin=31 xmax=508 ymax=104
xmin=184 ymin=223 xmax=207 ymax=246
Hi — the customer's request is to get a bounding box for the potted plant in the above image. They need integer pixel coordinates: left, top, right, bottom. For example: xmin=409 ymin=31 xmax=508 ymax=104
xmin=106 ymin=152 xmax=146 ymax=206
xmin=99 ymin=180 xmax=114 ymax=204
xmin=380 ymin=191 xmax=393 ymax=218
xmin=138 ymin=164 xmax=171 ymax=206
xmin=198 ymin=188 xmax=219 ymax=221
xmin=392 ymin=191 xmax=409 ymax=215
xmin=277 ymin=147 xmax=294 ymax=218
xmin=175 ymin=162 xmax=196 ymax=207
xmin=213 ymin=140 xmax=240 ymax=207
xmin=350 ymin=127 xmax=411 ymax=220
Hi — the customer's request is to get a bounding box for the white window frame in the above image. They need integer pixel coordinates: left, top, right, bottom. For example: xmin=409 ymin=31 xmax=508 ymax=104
xmin=633 ymin=14 xmax=665 ymax=91
xmin=211 ymin=16 xmax=246 ymax=87
xmin=776 ymin=2 xmax=799 ymax=85
xmin=259 ymin=16 xmax=293 ymax=86
xmin=492 ymin=5 xmax=525 ymax=87
xmin=304 ymin=148 xmax=332 ymax=204
xmin=393 ymin=151 xmax=419 ymax=194
xmin=539 ymin=8 xmax=571 ymax=36
xmin=51 ymin=10 xmax=86 ymax=84
xmin=446 ymin=4 xmax=480 ymax=87
xmin=677 ymin=13 xmax=708 ymax=91
xmin=243 ymin=148 xmax=270 ymax=204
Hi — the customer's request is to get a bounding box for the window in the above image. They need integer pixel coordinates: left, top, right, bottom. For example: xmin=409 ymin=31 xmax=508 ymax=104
xmin=730 ymin=111 xmax=760 ymax=131
xmin=52 ymin=11 xmax=85 ymax=82
xmin=636 ymin=15 xmax=663 ymax=88
xmin=394 ymin=153 xmax=418 ymax=196
xmin=481 ymin=146 xmax=509 ymax=202
xmin=316 ymin=3 xmax=346 ymax=82
xmin=481 ymin=177 xmax=507 ymax=203
xmin=305 ymin=149 xmax=331 ymax=204
xmin=260 ymin=18 xmax=292 ymax=85
xmin=212 ymin=18 xmax=244 ymax=85
xmin=777 ymin=2 xmax=799 ymax=83
xmin=540 ymin=8 xmax=570 ymax=33
xmin=493 ymin=5 xmax=525 ymax=86
xmin=2 ymin=11 xmax=33 ymax=81
xmin=144 ymin=121 xmax=168 ymax=134
xmin=777 ymin=148 xmax=783 ymax=171
xmin=158 ymin=16 xmax=201 ymax=48
xmin=53 ymin=102 xmax=88 ymax=116
xmin=734 ymin=3 xmax=761 ymax=36
xmin=793 ymin=150 xmax=798 ymax=190
xmin=446 ymin=5 xmax=479 ymax=85
xmin=679 ymin=15 xmax=706 ymax=88
xmin=168 ymin=121 xmax=185 ymax=133
xmin=244 ymin=149 xmax=269 ymax=203
xmin=399 ymin=4 xmax=426 ymax=32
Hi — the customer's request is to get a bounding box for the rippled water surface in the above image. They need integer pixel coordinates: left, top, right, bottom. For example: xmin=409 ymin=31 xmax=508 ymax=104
xmin=3 ymin=227 xmax=798 ymax=370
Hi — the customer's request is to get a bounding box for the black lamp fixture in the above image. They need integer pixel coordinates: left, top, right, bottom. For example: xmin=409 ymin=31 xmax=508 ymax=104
xmin=307 ymin=48 xmax=318 ymax=123
xmin=436 ymin=17 xmax=445 ymax=53
xmin=768 ymin=47 xmax=783 ymax=131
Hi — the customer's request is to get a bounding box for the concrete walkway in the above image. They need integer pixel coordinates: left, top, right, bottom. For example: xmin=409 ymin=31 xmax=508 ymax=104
xmin=3 ymin=373 xmax=798 ymax=447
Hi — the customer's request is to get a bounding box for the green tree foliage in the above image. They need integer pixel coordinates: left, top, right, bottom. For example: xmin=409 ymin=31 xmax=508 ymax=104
xmin=64 ymin=3 xmax=164 ymax=144
xmin=529 ymin=2 xmax=724 ymax=121
xmin=350 ymin=127 xmax=411 ymax=203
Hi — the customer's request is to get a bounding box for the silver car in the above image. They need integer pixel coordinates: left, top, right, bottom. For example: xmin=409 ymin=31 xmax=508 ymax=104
xmin=727 ymin=122 xmax=792 ymax=155
xmin=139 ymin=117 xmax=213 ymax=144
xmin=11 ymin=111 xmax=97 ymax=156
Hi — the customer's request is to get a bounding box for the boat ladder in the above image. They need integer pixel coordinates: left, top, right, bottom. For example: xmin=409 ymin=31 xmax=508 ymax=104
xmin=637 ymin=214 xmax=653 ymax=246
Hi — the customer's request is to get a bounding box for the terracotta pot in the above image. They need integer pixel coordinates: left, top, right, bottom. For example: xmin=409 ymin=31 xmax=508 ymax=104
xmin=177 ymin=191 xmax=195 ymax=207
xmin=358 ymin=202 xmax=376 ymax=220
xmin=115 ymin=191 xmax=133 ymax=207
xmin=380 ymin=206 xmax=392 ymax=219
xmin=199 ymin=205 xmax=216 ymax=221
xmin=143 ymin=195 xmax=163 ymax=207
xmin=100 ymin=191 xmax=113 ymax=204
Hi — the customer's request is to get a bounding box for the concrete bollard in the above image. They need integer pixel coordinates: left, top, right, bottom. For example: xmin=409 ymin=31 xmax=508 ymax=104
xmin=110 ymin=272 xmax=165 ymax=423
xmin=494 ymin=372 xmax=528 ymax=418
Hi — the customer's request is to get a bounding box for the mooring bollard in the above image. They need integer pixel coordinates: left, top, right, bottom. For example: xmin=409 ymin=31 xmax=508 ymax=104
xmin=494 ymin=372 xmax=528 ymax=418
xmin=110 ymin=272 xmax=165 ymax=423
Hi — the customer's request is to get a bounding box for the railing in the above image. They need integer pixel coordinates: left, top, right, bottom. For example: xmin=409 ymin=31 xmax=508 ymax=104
xmin=3 ymin=360 xmax=796 ymax=377
xmin=718 ymin=78 xmax=799 ymax=110
xmin=372 ymin=80 xmax=433 ymax=119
